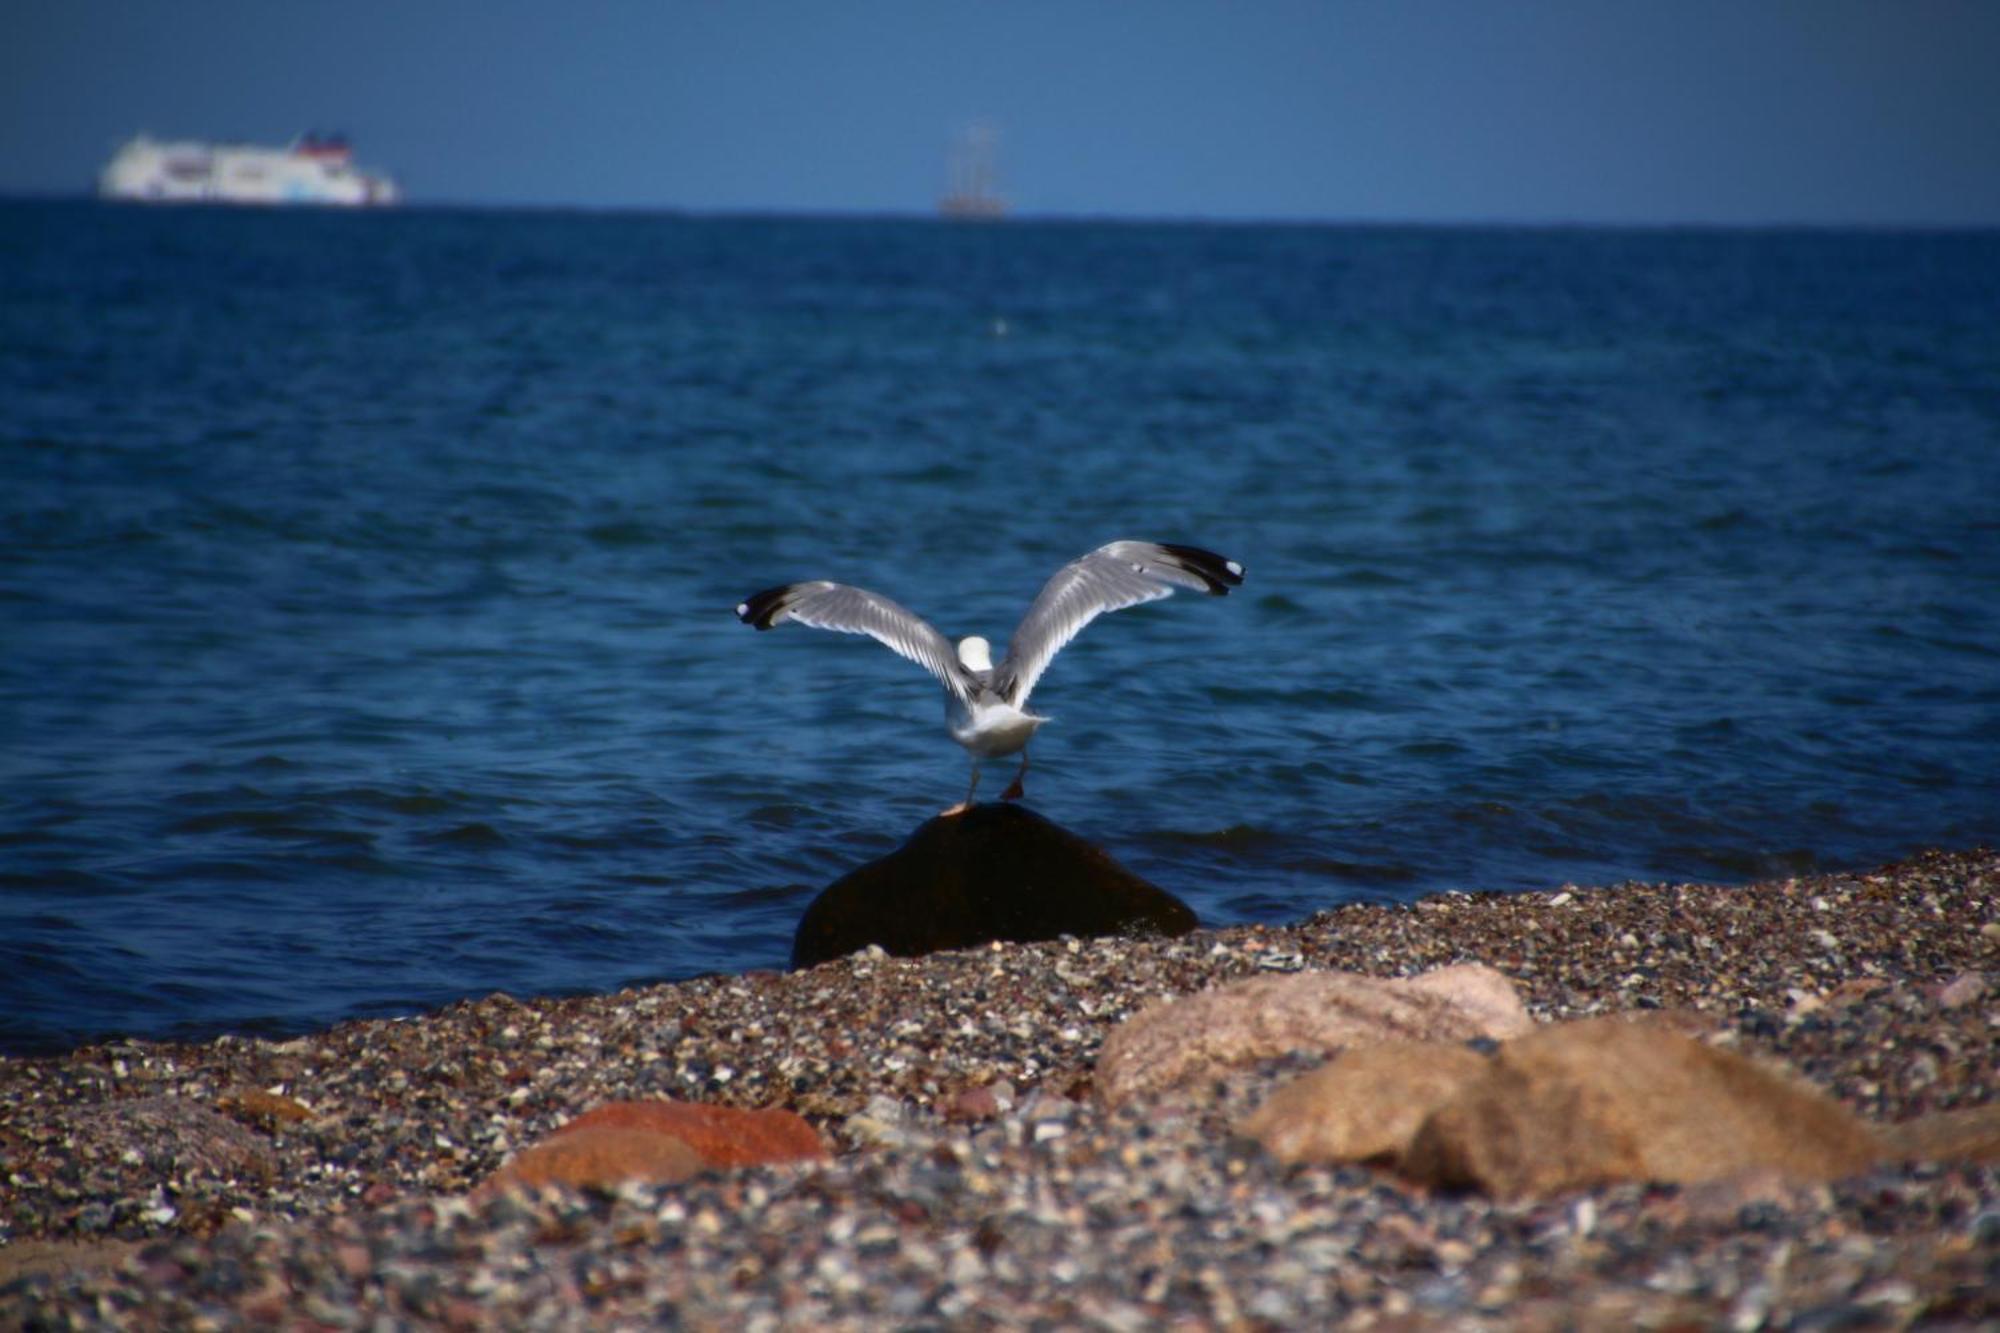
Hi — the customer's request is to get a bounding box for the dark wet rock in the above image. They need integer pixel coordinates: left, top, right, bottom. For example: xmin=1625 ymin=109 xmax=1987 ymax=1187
xmin=790 ymin=804 xmax=1196 ymax=968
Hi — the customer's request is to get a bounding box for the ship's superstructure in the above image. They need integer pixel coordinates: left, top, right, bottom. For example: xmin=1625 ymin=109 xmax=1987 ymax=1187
xmin=99 ymin=133 xmax=400 ymax=207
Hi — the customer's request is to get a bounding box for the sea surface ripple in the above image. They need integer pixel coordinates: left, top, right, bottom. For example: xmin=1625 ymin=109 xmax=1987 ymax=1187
xmin=3 ymin=202 xmax=1996 ymax=1052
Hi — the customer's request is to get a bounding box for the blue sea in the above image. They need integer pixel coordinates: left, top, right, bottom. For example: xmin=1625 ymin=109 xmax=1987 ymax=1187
xmin=3 ymin=200 xmax=1996 ymax=1055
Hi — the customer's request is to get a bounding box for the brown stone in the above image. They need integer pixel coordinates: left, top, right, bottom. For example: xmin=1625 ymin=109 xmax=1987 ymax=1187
xmin=1658 ymin=1167 xmax=1825 ymax=1226
xmin=791 ymin=804 xmax=1197 ymax=968
xmin=1824 ymin=977 xmax=1890 ymax=1009
xmin=0 ymin=1239 xmax=145 ymax=1287
xmin=1935 ymin=971 xmax=1989 ymax=1010
xmin=59 ymin=1094 xmax=274 ymax=1181
xmin=1613 ymin=1007 xmax=1729 ymax=1041
xmin=1239 ymin=1041 xmax=1492 ymax=1166
xmin=944 ymin=1085 xmax=1003 ymax=1123
xmin=552 ymin=1099 xmax=827 ymax=1168
xmin=218 ymin=1087 xmax=314 ymax=1128
xmin=1401 ymin=1017 xmax=1886 ymax=1198
xmin=487 ymin=1127 xmax=704 ymax=1193
xmin=1877 ymin=1104 xmax=2000 ymax=1164
xmin=1095 ymin=964 xmax=1532 ymax=1109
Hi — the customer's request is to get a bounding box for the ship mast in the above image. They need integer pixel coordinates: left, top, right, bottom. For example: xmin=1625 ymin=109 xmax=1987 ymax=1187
xmin=939 ymin=121 xmax=1006 ymax=220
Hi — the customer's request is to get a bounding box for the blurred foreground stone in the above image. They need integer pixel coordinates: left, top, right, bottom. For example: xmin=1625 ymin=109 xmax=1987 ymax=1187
xmin=485 ymin=1099 xmax=826 ymax=1194
xmin=1403 ymin=1018 xmax=1884 ymax=1196
xmin=485 ymin=1127 xmax=704 ymax=1193
xmin=791 ymin=804 xmax=1196 ymax=969
xmin=1240 ymin=1039 xmax=1491 ymax=1166
xmin=1096 ymin=963 xmax=1532 ymax=1109
xmin=1238 ymin=1016 xmax=2000 ymax=1199
xmin=1876 ymin=1104 xmax=2000 ymax=1164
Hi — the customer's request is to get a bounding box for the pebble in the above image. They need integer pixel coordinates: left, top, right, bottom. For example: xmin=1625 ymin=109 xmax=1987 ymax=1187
xmin=0 ymin=847 xmax=1994 ymax=1327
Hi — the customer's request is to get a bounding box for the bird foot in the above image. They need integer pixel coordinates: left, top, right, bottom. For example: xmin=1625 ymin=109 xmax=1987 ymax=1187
xmin=940 ymin=801 xmax=973 ymax=817
xmin=1000 ymin=779 xmax=1026 ymax=802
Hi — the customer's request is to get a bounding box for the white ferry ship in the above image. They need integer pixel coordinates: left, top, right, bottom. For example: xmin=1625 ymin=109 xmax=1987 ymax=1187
xmin=99 ymin=133 xmax=400 ymax=207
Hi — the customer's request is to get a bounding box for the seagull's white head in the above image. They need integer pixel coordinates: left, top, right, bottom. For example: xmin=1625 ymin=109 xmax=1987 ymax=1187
xmin=956 ymin=635 xmax=994 ymax=672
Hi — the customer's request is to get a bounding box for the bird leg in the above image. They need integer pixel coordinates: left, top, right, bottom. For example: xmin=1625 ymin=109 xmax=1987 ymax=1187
xmin=1000 ymin=749 xmax=1029 ymax=802
xmin=941 ymin=760 xmax=981 ymax=817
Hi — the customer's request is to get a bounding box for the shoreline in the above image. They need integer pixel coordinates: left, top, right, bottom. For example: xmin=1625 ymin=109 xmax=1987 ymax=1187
xmin=3 ymin=847 xmax=1994 ymax=1326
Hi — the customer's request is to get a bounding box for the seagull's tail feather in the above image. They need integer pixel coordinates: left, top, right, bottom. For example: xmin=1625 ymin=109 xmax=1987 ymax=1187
xmin=1154 ymin=543 xmax=1247 ymax=596
xmin=737 ymin=582 xmax=818 ymax=630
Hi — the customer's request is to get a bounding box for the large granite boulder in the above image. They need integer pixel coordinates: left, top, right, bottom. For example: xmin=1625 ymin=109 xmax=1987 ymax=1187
xmin=791 ymin=804 xmax=1197 ymax=969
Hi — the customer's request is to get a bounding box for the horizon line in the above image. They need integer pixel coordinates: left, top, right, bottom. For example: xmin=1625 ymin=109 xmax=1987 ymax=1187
xmin=6 ymin=189 xmax=1998 ymax=234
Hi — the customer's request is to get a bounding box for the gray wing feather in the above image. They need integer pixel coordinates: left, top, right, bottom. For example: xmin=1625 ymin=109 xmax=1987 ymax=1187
xmin=737 ymin=580 xmax=970 ymax=700
xmin=997 ymin=540 xmax=1244 ymax=705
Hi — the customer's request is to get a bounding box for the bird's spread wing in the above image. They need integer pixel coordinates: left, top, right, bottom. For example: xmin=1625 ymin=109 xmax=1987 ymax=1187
xmin=996 ymin=541 xmax=1244 ymax=705
xmin=736 ymin=581 xmax=971 ymax=700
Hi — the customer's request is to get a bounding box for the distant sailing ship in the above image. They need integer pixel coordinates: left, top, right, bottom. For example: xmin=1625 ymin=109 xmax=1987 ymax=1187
xmin=99 ymin=132 xmax=400 ymax=207
xmin=938 ymin=122 xmax=1006 ymax=220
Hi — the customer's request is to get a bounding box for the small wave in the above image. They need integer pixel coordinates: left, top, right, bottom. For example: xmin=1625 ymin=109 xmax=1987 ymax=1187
xmin=145 ymin=857 xmax=295 ymax=882
xmin=305 ymin=851 xmax=402 ymax=876
xmin=1206 ymin=684 xmax=1381 ymax=710
xmin=420 ymin=822 xmax=509 ymax=848
xmin=584 ymin=520 xmax=664 ymax=547
xmin=1655 ymin=843 xmax=1823 ymax=882
xmin=1397 ymin=738 xmax=1468 ymax=759
xmin=174 ymin=754 xmax=300 ymax=777
xmin=324 ymin=786 xmax=486 ymax=817
xmin=708 ymin=881 xmax=815 ymax=909
xmin=1142 ymin=823 xmax=1285 ymax=851
xmin=1287 ymin=856 xmax=1424 ymax=886
xmin=168 ymin=810 xmax=376 ymax=849
xmin=0 ymin=867 xmax=122 ymax=892
xmin=1325 ymin=568 xmax=1406 ymax=589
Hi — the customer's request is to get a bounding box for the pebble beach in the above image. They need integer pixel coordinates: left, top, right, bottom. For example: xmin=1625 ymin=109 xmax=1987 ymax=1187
xmin=3 ymin=847 xmax=1994 ymax=1329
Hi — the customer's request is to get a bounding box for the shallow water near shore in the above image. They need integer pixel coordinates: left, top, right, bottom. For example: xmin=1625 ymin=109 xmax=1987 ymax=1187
xmin=3 ymin=201 xmax=1997 ymax=1053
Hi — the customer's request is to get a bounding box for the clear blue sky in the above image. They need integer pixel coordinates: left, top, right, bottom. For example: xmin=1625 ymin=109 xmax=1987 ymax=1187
xmin=5 ymin=1 xmax=1997 ymax=224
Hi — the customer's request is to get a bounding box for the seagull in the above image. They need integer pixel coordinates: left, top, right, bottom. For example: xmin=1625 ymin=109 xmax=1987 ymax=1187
xmin=735 ymin=540 xmax=1245 ymax=814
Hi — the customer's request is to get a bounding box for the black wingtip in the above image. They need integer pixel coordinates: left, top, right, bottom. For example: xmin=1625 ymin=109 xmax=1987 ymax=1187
xmin=736 ymin=584 xmax=797 ymax=629
xmin=1159 ymin=543 xmax=1246 ymax=595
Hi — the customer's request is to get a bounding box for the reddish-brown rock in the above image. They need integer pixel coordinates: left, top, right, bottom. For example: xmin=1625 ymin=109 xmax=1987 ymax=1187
xmin=487 ymin=1127 xmax=705 ymax=1193
xmin=552 ymin=1099 xmax=827 ymax=1168
xmin=1401 ymin=1017 xmax=1886 ymax=1198
xmin=481 ymin=1099 xmax=827 ymax=1197
xmin=1096 ymin=964 xmax=1532 ymax=1108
